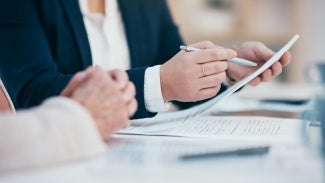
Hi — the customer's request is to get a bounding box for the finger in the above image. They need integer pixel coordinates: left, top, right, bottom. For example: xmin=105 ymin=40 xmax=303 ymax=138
xmin=127 ymin=99 xmax=138 ymax=118
xmin=108 ymin=69 xmax=129 ymax=90
xmin=199 ymin=72 xmax=226 ymax=89
xmin=249 ymin=77 xmax=261 ymax=86
xmin=92 ymin=66 xmax=113 ymax=83
xmin=199 ymin=85 xmax=221 ymax=100
xmin=122 ymin=82 xmax=136 ymax=102
xmin=60 ymin=71 xmax=88 ymax=97
xmin=260 ymin=69 xmax=272 ymax=82
xmin=199 ymin=61 xmax=228 ymax=77
xmin=121 ymin=119 xmax=132 ymax=129
xmin=190 ymin=48 xmax=237 ymax=64
xmin=84 ymin=68 xmax=115 ymax=94
xmin=189 ymin=41 xmax=224 ymax=49
xmin=279 ymin=52 xmax=291 ymax=66
xmin=254 ymin=43 xmax=275 ymax=61
xmin=271 ymin=62 xmax=283 ymax=76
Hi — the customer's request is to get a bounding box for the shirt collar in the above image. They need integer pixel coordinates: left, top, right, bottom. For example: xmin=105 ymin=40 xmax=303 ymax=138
xmin=78 ymin=0 xmax=119 ymax=16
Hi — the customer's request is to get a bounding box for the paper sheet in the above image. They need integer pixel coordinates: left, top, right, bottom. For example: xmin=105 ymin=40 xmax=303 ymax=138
xmin=120 ymin=116 xmax=307 ymax=143
xmin=133 ymin=34 xmax=300 ymax=123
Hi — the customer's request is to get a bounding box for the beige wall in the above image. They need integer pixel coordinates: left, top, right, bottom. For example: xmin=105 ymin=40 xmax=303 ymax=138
xmin=167 ymin=0 xmax=325 ymax=83
xmin=292 ymin=0 xmax=325 ymax=83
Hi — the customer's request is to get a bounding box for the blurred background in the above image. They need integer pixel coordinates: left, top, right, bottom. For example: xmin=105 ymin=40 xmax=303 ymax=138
xmin=167 ymin=0 xmax=325 ymax=84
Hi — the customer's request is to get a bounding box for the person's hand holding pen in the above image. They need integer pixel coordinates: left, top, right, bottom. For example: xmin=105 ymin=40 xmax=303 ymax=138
xmin=227 ymin=42 xmax=292 ymax=86
xmin=160 ymin=40 xmax=291 ymax=103
xmin=160 ymin=41 xmax=235 ymax=103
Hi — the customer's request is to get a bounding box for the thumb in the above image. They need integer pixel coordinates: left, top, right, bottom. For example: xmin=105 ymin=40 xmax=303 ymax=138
xmin=254 ymin=43 xmax=275 ymax=61
xmin=108 ymin=69 xmax=129 ymax=90
xmin=60 ymin=71 xmax=88 ymax=97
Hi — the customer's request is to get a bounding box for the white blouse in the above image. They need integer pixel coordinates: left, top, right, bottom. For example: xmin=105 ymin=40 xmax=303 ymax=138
xmin=79 ymin=0 xmax=169 ymax=112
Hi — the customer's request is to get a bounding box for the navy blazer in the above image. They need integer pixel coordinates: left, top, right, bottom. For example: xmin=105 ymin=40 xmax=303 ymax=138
xmin=0 ymin=0 xmax=227 ymax=118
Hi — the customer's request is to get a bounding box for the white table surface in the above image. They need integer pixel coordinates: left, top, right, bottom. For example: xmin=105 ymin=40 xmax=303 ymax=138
xmin=1 ymin=84 xmax=324 ymax=183
xmin=0 ymin=126 xmax=323 ymax=183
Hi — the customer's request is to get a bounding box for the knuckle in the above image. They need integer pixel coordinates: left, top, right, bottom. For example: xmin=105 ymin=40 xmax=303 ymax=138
xmin=129 ymin=82 xmax=136 ymax=95
xmin=182 ymin=53 xmax=192 ymax=62
xmin=220 ymin=71 xmax=227 ymax=81
xmin=213 ymin=72 xmax=226 ymax=86
xmin=209 ymin=50 xmax=219 ymax=59
xmin=215 ymin=62 xmax=227 ymax=72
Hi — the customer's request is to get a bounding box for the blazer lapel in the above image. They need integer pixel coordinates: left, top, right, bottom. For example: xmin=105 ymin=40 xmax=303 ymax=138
xmin=60 ymin=0 xmax=92 ymax=68
xmin=118 ymin=0 xmax=147 ymax=68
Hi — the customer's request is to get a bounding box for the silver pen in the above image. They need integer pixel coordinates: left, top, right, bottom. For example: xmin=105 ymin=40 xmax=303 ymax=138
xmin=180 ymin=45 xmax=257 ymax=67
xmin=180 ymin=146 xmax=270 ymax=161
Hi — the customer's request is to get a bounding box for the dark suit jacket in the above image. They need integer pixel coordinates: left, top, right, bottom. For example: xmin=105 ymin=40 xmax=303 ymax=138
xmin=0 ymin=0 xmax=227 ymax=118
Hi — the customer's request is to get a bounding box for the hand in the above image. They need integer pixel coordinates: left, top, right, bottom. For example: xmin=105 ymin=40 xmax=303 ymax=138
xmin=61 ymin=68 xmax=137 ymax=118
xmin=61 ymin=67 xmax=134 ymax=139
xmin=108 ymin=69 xmax=137 ymax=117
xmin=160 ymin=41 xmax=236 ymax=102
xmin=226 ymin=42 xmax=292 ymax=86
xmin=60 ymin=68 xmax=91 ymax=97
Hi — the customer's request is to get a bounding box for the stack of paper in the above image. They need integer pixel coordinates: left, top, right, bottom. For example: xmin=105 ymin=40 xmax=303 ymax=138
xmin=119 ymin=116 xmax=308 ymax=143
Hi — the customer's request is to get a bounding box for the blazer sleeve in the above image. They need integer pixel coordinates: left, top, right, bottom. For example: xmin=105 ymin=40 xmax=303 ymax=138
xmin=124 ymin=0 xmax=185 ymax=119
xmin=156 ymin=0 xmax=184 ymax=64
xmin=154 ymin=0 xmax=229 ymax=110
xmin=0 ymin=97 xmax=106 ymax=173
xmin=0 ymin=1 xmax=73 ymax=109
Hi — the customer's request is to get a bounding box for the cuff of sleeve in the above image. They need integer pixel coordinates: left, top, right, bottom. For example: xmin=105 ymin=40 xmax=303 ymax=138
xmin=144 ymin=65 xmax=170 ymax=112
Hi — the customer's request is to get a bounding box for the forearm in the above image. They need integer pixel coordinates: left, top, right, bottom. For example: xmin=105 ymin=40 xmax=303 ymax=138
xmin=0 ymin=1 xmax=75 ymax=109
xmin=0 ymin=97 xmax=106 ymax=173
xmin=18 ymin=73 xmax=73 ymax=108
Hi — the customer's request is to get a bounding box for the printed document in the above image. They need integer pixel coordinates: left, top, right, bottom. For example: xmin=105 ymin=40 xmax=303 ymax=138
xmin=119 ymin=116 xmax=308 ymax=143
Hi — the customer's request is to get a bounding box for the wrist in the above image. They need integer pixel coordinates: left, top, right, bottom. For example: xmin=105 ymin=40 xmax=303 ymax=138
xmin=144 ymin=65 xmax=171 ymax=112
xmin=160 ymin=65 xmax=172 ymax=103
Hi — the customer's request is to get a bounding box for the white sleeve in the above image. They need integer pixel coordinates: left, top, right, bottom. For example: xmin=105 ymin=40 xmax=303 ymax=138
xmin=144 ymin=65 xmax=170 ymax=112
xmin=0 ymin=97 xmax=106 ymax=173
